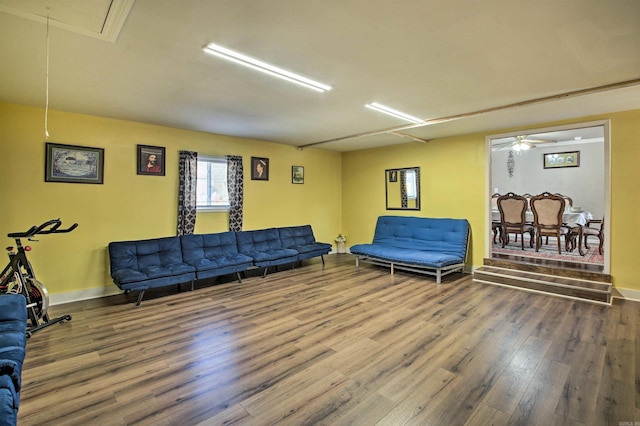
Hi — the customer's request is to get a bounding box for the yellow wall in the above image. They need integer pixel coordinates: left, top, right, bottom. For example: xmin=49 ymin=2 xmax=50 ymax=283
xmin=3 ymin=101 xmax=639 ymax=298
xmin=341 ymin=109 xmax=640 ymax=292
xmin=0 ymin=103 xmax=342 ymax=296
xmin=342 ymin=134 xmax=485 ymax=267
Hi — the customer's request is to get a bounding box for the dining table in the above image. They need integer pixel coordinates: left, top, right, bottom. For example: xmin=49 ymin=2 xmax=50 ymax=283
xmin=492 ymin=209 xmax=594 ymax=255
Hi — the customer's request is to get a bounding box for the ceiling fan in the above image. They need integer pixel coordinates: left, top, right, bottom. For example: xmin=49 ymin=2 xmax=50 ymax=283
xmin=493 ymin=135 xmax=557 ymax=152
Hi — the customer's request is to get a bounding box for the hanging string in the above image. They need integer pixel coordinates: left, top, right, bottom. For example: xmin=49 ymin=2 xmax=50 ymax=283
xmin=44 ymin=10 xmax=50 ymax=139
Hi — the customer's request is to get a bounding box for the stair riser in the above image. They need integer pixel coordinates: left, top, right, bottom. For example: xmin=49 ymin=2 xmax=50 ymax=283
xmin=483 ymin=258 xmax=611 ymax=283
xmin=474 ymin=274 xmax=610 ymax=303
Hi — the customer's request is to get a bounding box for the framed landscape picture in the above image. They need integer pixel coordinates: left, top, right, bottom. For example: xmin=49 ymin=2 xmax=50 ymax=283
xmin=543 ymin=151 xmax=580 ymax=169
xmin=292 ymin=166 xmax=304 ymax=184
xmin=137 ymin=144 xmax=166 ymax=176
xmin=45 ymin=142 xmax=104 ymax=184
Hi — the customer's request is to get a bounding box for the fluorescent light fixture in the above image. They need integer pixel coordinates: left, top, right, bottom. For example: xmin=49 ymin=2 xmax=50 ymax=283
xmin=365 ymin=103 xmax=424 ymax=124
xmin=203 ymin=43 xmax=332 ymax=93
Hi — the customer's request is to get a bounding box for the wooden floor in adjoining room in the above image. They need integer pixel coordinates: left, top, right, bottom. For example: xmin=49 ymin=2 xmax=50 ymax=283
xmin=19 ymin=254 xmax=640 ymax=425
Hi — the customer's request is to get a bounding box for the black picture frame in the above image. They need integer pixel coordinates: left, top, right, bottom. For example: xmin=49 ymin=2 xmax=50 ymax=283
xmin=292 ymin=166 xmax=304 ymax=184
xmin=543 ymin=151 xmax=580 ymax=169
xmin=137 ymin=144 xmax=166 ymax=176
xmin=45 ymin=142 xmax=104 ymax=184
xmin=251 ymin=157 xmax=269 ymax=180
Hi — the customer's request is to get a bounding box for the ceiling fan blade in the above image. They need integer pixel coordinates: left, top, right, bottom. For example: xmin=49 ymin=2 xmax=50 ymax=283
xmin=493 ymin=141 xmax=515 ymax=148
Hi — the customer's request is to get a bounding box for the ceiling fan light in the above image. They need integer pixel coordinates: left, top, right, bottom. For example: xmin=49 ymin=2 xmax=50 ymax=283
xmin=521 ymin=143 xmax=531 ymax=151
xmin=512 ymin=144 xmax=522 ymax=151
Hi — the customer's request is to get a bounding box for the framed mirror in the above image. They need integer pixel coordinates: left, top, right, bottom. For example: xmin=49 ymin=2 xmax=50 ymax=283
xmin=386 ymin=167 xmax=420 ymax=210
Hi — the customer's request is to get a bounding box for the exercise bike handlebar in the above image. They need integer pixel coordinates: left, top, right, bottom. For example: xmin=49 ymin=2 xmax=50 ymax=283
xmin=7 ymin=219 xmax=79 ymax=239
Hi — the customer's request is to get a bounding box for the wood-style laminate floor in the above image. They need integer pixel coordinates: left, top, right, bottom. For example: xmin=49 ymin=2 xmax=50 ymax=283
xmin=18 ymin=254 xmax=640 ymax=425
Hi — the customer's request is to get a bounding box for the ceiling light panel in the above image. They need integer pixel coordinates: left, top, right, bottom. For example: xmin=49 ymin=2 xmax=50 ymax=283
xmin=203 ymin=43 xmax=332 ymax=93
xmin=365 ymin=103 xmax=424 ymax=124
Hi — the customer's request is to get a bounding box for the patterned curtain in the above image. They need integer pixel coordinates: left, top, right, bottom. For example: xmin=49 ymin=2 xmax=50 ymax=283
xmin=177 ymin=151 xmax=198 ymax=236
xmin=400 ymin=170 xmax=408 ymax=208
xmin=226 ymin=155 xmax=244 ymax=231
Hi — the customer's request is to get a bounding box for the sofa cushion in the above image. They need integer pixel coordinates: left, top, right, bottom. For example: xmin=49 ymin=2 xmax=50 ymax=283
xmin=180 ymin=233 xmax=253 ymax=272
xmin=236 ymin=228 xmax=299 ymax=267
xmin=278 ymin=225 xmax=332 ymax=255
xmin=349 ymin=244 xmax=463 ymax=268
xmin=108 ymin=236 xmax=195 ymax=287
xmin=371 ymin=216 xmax=468 ymax=259
xmin=0 ymin=294 xmax=27 ymax=424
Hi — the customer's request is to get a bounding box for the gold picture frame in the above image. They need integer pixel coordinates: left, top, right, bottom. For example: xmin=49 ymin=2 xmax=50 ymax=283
xmin=543 ymin=151 xmax=580 ymax=169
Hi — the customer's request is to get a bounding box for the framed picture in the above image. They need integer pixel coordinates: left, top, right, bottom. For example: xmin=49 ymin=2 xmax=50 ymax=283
xmin=137 ymin=144 xmax=165 ymax=176
xmin=251 ymin=157 xmax=269 ymax=180
xmin=388 ymin=170 xmax=398 ymax=182
xmin=543 ymin=151 xmax=580 ymax=169
xmin=45 ymin=142 xmax=104 ymax=184
xmin=292 ymin=166 xmax=304 ymax=184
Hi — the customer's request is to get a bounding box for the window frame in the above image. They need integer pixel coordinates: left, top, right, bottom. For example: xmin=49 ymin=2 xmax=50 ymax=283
xmin=196 ymin=155 xmax=229 ymax=212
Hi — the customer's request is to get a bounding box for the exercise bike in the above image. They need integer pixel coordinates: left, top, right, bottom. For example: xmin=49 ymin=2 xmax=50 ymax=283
xmin=0 ymin=218 xmax=78 ymax=337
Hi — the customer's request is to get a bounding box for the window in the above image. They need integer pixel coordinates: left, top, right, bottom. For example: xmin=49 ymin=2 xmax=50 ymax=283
xmin=405 ymin=169 xmax=417 ymax=200
xmin=196 ymin=156 xmax=229 ymax=211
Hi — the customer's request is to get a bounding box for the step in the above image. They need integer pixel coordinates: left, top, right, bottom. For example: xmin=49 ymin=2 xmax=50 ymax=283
xmin=473 ymin=266 xmax=612 ymax=305
xmin=483 ymin=257 xmax=611 ymax=283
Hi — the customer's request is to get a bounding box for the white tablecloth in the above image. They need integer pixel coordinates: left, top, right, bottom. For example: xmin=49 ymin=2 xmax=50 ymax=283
xmin=492 ymin=210 xmax=593 ymax=227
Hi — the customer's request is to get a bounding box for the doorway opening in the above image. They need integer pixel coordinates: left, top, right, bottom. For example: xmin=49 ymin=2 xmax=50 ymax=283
xmin=487 ymin=120 xmax=610 ymax=274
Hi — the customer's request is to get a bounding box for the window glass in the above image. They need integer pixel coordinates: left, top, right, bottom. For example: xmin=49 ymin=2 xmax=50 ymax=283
xmin=406 ymin=170 xmax=417 ymax=200
xmin=196 ymin=156 xmax=229 ymax=210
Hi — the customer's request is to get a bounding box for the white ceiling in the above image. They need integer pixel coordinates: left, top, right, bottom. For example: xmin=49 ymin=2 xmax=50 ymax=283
xmin=1 ymin=0 xmax=639 ymax=152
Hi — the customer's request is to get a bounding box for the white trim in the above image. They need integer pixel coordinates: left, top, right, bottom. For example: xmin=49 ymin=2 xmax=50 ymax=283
xmin=614 ymin=288 xmax=640 ymax=302
xmin=486 ymin=119 xmax=611 ymax=274
xmin=49 ymin=286 xmax=121 ymax=306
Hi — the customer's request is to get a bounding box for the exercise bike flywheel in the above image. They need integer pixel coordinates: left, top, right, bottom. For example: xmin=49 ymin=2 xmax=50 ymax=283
xmin=26 ymin=278 xmax=49 ymax=320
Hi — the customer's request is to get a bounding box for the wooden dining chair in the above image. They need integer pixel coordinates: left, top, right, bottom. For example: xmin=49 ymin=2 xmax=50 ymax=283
xmin=583 ymin=217 xmax=604 ymax=255
xmin=553 ymin=193 xmax=573 ymax=208
xmin=530 ymin=192 xmax=572 ymax=254
xmin=497 ymin=192 xmax=534 ymax=250
xmin=491 ymin=193 xmax=502 ymax=243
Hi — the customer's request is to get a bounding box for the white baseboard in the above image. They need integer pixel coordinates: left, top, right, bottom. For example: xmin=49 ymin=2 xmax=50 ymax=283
xmin=614 ymin=287 xmax=640 ymax=302
xmin=49 ymin=286 xmax=121 ymax=306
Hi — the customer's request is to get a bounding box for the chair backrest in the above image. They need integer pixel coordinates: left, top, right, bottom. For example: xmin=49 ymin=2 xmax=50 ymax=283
xmin=530 ymin=192 xmax=565 ymax=228
xmin=491 ymin=193 xmax=500 ymax=211
xmin=497 ymin=192 xmax=527 ymax=226
xmin=553 ymin=193 xmax=573 ymax=208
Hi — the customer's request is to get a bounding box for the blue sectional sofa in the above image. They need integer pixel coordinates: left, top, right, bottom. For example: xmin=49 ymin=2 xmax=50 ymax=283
xmin=350 ymin=215 xmax=470 ymax=283
xmin=0 ymin=294 xmax=27 ymax=426
xmin=108 ymin=225 xmax=331 ymax=305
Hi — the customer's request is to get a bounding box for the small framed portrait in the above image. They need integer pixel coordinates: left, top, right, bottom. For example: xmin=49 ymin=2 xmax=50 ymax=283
xmin=137 ymin=145 xmax=165 ymax=176
xmin=292 ymin=166 xmax=304 ymax=184
xmin=45 ymin=142 xmax=104 ymax=184
xmin=389 ymin=170 xmax=398 ymax=182
xmin=251 ymin=157 xmax=269 ymax=180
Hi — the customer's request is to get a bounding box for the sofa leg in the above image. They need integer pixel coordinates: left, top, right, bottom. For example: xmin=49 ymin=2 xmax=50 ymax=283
xmin=190 ymin=280 xmax=194 ymax=291
xmin=355 ymin=257 xmax=360 ymax=269
xmin=320 ymin=255 xmax=325 ymax=266
xmin=262 ymin=267 xmax=269 ymax=277
xmin=436 ymin=269 xmax=442 ymax=284
xmin=236 ymin=272 xmax=243 ymax=283
xmin=135 ymin=290 xmax=146 ymax=306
